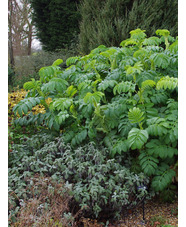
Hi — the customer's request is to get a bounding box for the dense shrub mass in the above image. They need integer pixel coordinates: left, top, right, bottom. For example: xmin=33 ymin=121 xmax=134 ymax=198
xmin=79 ymin=0 xmax=178 ymax=54
xmin=9 ymin=175 xmax=77 ymax=226
xmin=11 ymin=29 xmax=178 ymax=222
xmin=9 ymin=133 xmax=149 ymax=223
xmin=30 ymin=0 xmax=80 ymax=51
xmin=9 ymin=49 xmax=78 ymax=91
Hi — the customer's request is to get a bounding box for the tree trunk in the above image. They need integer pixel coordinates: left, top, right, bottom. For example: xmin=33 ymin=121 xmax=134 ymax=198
xmin=8 ymin=0 xmax=15 ymax=67
xmin=8 ymin=36 xmax=15 ymax=67
xmin=27 ymin=24 xmax=33 ymax=55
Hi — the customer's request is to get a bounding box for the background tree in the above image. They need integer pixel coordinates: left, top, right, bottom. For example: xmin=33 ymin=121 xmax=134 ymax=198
xmin=8 ymin=0 xmax=16 ymax=67
xmin=20 ymin=0 xmax=35 ymax=55
xmin=8 ymin=0 xmax=35 ymax=62
xmin=78 ymin=0 xmax=178 ymax=54
xmin=30 ymin=0 xmax=80 ymax=52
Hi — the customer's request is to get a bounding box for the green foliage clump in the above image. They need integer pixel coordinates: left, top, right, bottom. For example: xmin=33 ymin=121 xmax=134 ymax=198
xmin=13 ymin=29 xmax=178 ymax=197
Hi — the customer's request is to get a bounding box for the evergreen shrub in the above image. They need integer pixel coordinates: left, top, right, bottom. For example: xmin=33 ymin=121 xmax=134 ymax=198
xmin=79 ymin=0 xmax=178 ymax=54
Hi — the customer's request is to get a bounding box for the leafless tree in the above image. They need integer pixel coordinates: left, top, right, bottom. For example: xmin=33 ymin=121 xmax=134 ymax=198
xmin=8 ymin=0 xmax=35 ymax=67
xmin=8 ymin=0 xmax=15 ymax=67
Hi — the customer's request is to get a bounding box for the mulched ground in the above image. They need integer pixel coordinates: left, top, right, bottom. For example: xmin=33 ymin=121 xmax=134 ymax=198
xmin=9 ymin=175 xmax=178 ymax=227
xmin=81 ymin=199 xmax=178 ymax=227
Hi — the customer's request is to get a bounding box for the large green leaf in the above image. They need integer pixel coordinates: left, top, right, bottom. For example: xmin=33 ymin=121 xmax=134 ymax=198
xmin=113 ymin=81 xmax=135 ymax=95
xmin=52 ymin=59 xmax=63 ymax=66
xmin=44 ymin=112 xmax=60 ymax=130
xmin=130 ymin=29 xmax=146 ymax=40
xmin=133 ymin=49 xmax=148 ymax=58
xmin=151 ymin=163 xmax=176 ymax=191
xmin=92 ymin=107 xmax=108 ymax=133
xmin=128 ymin=107 xmax=144 ymax=124
xmin=66 ymin=85 xmax=77 ymax=97
xmin=146 ymin=140 xmax=178 ymax=159
xmin=139 ymin=151 xmax=159 ymax=176
xmin=141 ymin=80 xmax=156 ymax=91
xmin=146 ymin=117 xmax=170 ymax=136
xmin=55 ymin=111 xmax=70 ymax=125
xmin=12 ymin=97 xmax=41 ymax=117
xmin=150 ymin=92 xmax=168 ymax=104
xmin=66 ymin=56 xmax=80 ymax=66
xmin=83 ymin=92 xmax=104 ymax=106
xmin=98 ymin=80 xmax=117 ymax=91
xmin=156 ymin=29 xmax=170 ymax=37
xmin=126 ymin=61 xmax=143 ymax=76
xmin=111 ymin=140 xmax=129 ymax=157
xmin=128 ymin=128 xmax=149 ymax=150
xmin=23 ymin=79 xmax=41 ymax=91
xmin=41 ymin=78 xmax=68 ymax=94
xmin=156 ymin=76 xmax=178 ymax=90
xmin=71 ymin=129 xmax=87 ymax=146
xmin=39 ymin=66 xmax=58 ymax=82
xmin=150 ymin=53 xmax=170 ymax=69
xmin=142 ymin=37 xmax=161 ymax=46
xmin=51 ymin=98 xmax=73 ymax=111
xmin=169 ymin=39 xmax=178 ymax=53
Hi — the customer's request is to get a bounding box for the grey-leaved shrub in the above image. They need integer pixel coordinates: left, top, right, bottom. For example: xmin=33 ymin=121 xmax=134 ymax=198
xmin=9 ymin=133 xmax=149 ymax=220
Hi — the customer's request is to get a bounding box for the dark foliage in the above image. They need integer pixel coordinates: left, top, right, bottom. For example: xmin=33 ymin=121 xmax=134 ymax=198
xmin=79 ymin=0 xmax=178 ymax=54
xmin=30 ymin=0 xmax=80 ymax=51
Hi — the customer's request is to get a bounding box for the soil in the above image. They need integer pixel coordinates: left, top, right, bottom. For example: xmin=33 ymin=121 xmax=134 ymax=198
xmin=80 ymin=199 xmax=178 ymax=227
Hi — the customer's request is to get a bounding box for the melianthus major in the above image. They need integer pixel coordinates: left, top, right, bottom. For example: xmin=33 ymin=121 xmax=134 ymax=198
xmin=13 ymin=29 xmax=178 ymax=193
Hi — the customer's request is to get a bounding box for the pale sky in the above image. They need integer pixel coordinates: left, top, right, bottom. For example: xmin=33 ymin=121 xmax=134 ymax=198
xmin=32 ymin=38 xmax=42 ymax=50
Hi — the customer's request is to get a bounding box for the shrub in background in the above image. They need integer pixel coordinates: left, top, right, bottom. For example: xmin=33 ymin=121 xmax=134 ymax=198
xmin=30 ymin=0 xmax=80 ymax=51
xmin=10 ymin=48 xmax=78 ymax=90
xmin=30 ymin=49 xmax=78 ymax=71
xmin=78 ymin=0 xmax=178 ymax=54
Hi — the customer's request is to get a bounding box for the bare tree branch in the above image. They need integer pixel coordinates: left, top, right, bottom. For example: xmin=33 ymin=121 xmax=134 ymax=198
xmin=8 ymin=0 xmax=36 ymax=58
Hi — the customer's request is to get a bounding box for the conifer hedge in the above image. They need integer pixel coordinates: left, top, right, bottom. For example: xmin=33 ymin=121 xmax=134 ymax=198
xmin=78 ymin=0 xmax=178 ymax=54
